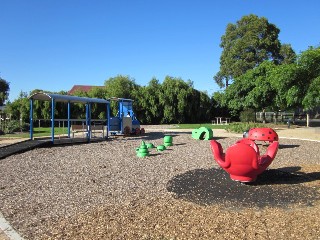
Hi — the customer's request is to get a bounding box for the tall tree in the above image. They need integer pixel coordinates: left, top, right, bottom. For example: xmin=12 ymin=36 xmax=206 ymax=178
xmin=279 ymin=44 xmax=297 ymax=64
xmin=214 ymin=14 xmax=284 ymax=88
xmin=159 ymin=76 xmax=194 ymax=124
xmin=218 ymin=47 xmax=320 ymax=116
xmin=104 ymin=75 xmax=139 ymax=116
xmin=0 ymin=77 xmax=10 ymax=106
xmin=133 ymin=78 xmax=163 ymax=124
xmin=301 ymin=47 xmax=320 ymax=110
xmin=302 ymin=76 xmax=320 ymax=110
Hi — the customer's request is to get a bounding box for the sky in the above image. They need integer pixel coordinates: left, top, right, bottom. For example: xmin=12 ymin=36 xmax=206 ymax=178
xmin=1 ymin=0 xmax=320 ymax=102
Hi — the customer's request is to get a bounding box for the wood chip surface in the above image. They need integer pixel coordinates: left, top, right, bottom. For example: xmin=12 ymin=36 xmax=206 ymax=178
xmin=0 ymin=127 xmax=320 ymax=239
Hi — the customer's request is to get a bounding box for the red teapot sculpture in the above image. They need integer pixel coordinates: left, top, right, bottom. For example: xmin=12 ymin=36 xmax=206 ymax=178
xmin=210 ymin=138 xmax=279 ymax=182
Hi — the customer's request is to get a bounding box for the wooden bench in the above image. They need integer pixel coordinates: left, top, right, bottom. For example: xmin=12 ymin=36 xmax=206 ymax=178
xmin=71 ymin=125 xmax=88 ymax=138
xmin=71 ymin=125 xmax=106 ymax=138
xmin=90 ymin=125 xmax=105 ymax=138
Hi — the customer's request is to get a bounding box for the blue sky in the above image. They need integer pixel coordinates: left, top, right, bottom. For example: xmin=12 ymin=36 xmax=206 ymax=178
xmin=1 ymin=0 xmax=320 ymax=102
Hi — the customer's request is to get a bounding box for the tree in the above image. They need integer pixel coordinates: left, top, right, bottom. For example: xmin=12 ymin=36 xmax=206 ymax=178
xmin=220 ymin=61 xmax=283 ymax=116
xmin=104 ymin=75 xmax=138 ymax=99
xmin=104 ymin=75 xmax=139 ymax=116
xmin=158 ymin=76 xmax=195 ymax=123
xmin=279 ymin=44 xmax=297 ymax=64
xmin=297 ymin=46 xmax=320 ymax=81
xmin=218 ymin=47 xmax=320 ymax=116
xmin=133 ymin=78 xmax=163 ymax=124
xmin=301 ymin=47 xmax=320 ymax=110
xmin=303 ymin=76 xmax=320 ymax=110
xmin=6 ymin=91 xmax=29 ymax=122
xmin=0 ymin=77 xmax=10 ymax=106
xmin=214 ymin=14 xmax=285 ymax=88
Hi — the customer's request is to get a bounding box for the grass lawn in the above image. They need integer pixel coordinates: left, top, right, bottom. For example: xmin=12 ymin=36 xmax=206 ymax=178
xmin=0 ymin=127 xmax=68 ymax=139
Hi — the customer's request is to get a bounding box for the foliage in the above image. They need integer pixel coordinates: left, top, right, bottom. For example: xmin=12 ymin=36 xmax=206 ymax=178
xmin=5 ymin=120 xmax=29 ymax=134
xmin=6 ymin=75 xmax=213 ymax=125
xmin=279 ymin=44 xmax=297 ymax=64
xmin=226 ymin=122 xmax=266 ymax=134
xmin=5 ymin=91 xmax=29 ymax=122
xmin=218 ymin=46 xmax=320 ymax=116
xmin=104 ymin=75 xmax=139 ymax=116
xmin=134 ymin=78 xmax=163 ymax=124
xmin=303 ymin=76 xmax=320 ymax=110
xmin=239 ymin=109 xmax=255 ymax=123
xmin=175 ymin=123 xmax=228 ymax=129
xmin=0 ymin=77 xmax=10 ymax=106
xmin=214 ymin=14 xmax=292 ymax=88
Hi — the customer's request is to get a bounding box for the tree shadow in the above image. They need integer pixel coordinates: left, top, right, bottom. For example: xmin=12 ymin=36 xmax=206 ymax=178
xmin=167 ymin=167 xmax=320 ymax=208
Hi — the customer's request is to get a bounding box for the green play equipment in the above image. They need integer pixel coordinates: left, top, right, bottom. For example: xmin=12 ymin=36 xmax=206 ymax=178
xmin=157 ymin=145 xmax=166 ymax=151
xmin=146 ymin=143 xmax=155 ymax=149
xmin=164 ymin=135 xmax=173 ymax=146
xmin=136 ymin=141 xmax=150 ymax=157
xmin=192 ymin=127 xmax=213 ymax=140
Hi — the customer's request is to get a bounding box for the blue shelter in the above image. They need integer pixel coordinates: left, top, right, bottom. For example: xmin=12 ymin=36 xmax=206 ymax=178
xmin=29 ymin=92 xmax=110 ymax=143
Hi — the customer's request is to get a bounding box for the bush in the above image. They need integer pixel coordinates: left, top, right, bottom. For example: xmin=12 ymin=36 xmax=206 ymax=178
xmin=0 ymin=129 xmax=4 ymax=135
xmin=239 ymin=109 xmax=255 ymax=123
xmin=226 ymin=122 xmax=265 ymax=134
xmin=5 ymin=120 xmax=30 ymax=134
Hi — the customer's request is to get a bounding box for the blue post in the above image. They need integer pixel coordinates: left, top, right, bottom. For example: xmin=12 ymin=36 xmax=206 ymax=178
xmin=67 ymin=102 xmax=71 ymax=138
xmin=106 ymin=102 xmax=110 ymax=139
xmin=119 ymin=100 xmax=123 ymax=134
xmin=88 ymin=103 xmax=91 ymax=140
xmin=51 ymin=99 xmax=55 ymax=143
xmin=30 ymin=99 xmax=34 ymax=140
xmin=86 ymin=103 xmax=91 ymax=142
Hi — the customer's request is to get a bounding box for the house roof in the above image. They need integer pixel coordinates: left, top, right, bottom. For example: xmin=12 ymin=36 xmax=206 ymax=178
xmin=68 ymin=85 xmax=105 ymax=95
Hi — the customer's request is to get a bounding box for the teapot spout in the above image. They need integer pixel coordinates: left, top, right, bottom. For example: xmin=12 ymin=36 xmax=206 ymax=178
xmin=210 ymin=140 xmax=231 ymax=168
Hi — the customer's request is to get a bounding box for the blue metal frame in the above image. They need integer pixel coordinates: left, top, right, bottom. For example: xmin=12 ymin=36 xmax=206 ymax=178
xmin=29 ymin=99 xmax=34 ymax=140
xmin=106 ymin=103 xmax=110 ymax=139
xmin=29 ymin=92 xmax=110 ymax=143
xmin=51 ymin=98 xmax=55 ymax=142
xmin=67 ymin=102 xmax=71 ymax=138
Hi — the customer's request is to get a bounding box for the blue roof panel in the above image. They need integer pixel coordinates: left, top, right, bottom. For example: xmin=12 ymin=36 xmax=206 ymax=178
xmin=29 ymin=92 xmax=110 ymax=104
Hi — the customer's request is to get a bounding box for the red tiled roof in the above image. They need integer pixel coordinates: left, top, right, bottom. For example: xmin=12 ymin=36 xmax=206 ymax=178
xmin=68 ymin=85 xmax=105 ymax=95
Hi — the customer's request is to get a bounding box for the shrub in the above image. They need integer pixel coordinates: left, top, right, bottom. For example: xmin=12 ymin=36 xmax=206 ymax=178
xmin=239 ymin=109 xmax=255 ymax=123
xmin=226 ymin=122 xmax=265 ymax=134
xmin=5 ymin=120 xmax=30 ymax=134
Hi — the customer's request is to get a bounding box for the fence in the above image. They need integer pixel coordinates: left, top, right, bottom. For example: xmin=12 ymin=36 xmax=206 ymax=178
xmin=256 ymin=112 xmax=320 ymax=127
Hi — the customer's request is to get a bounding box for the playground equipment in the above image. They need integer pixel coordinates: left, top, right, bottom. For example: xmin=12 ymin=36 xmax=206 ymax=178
xmin=29 ymin=92 xmax=110 ymax=143
xmin=245 ymin=128 xmax=278 ymax=143
xmin=164 ymin=135 xmax=173 ymax=146
xmin=146 ymin=143 xmax=155 ymax=149
xmin=210 ymin=138 xmax=279 ymax=182
xmin=192 ymin=127 xmax=213 ymax=140
xmin=29 ymin=93 xmax=143 ymax=143
xmin=108 ymin=98 xmax=143 ymax=135
xmin=136 ymin=141 xmax=150 ymax=157
xmin=157 ymin=145 xmax=166 ymax=151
